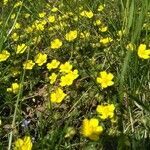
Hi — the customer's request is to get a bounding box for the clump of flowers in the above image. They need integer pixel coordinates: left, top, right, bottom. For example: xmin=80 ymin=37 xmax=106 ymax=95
xmin=97 ymin=71 xmax=114 ymax=89
xmin=96 ymin=104 xmax=115 ymax=120
xmin=14 ymin=136 xmax=32 ymax=150
xmin=80 ymin=10 xmax=94 ymax=18
xmin=138 ymin=44 xmax=150 ymax=59
xmin=81 ymin=118 xmax=103 ymax=141
xmin=100 ymin=37 xmax=113 ymax=45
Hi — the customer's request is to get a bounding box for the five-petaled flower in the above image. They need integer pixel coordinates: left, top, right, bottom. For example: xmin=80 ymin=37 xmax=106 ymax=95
xmin=14 ymin=136 xmax=32 ymax=150
xmin=50 ymin=88 xmax=66 ymax=103
xmin=138 ymin=44 xmax=150 ymax=59
xmin=81 ymin=118 xmax=103 ymax=141
xmin=97 ymin=71 xmax=114 ymax=89
xmin=96 ymin=104 xmax=115 ymax=120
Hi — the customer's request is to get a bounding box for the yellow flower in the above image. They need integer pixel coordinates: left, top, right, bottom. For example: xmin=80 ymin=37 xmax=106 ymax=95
xmin=14 ymin=1 xmax=23 ymax=8
xmin=11 ymin=33 xmax=19 ymax=41
xmin=65 ymin=127 xmax=76 ymax=138
xmin=65 ymin=30 xmax=78 ymax=42
xmin=60 ymin=70 xmax=79 ymax=86
xmin=25 ymin=27 xmax=33 ymax=33
xmin=99 ymin=26 xmax=108 ymax=32
xmin=11 ymin=14 xmax=16 ymax=19
xmin=16 ymin=44 xmax=27 ymax=54
xmin=34 ymin=53 xmax=47 ymax=66
xmin=23 ymin=60 xmax=35 ymax=70
xmin=14 ymin=136 xmax=32 ymax=150
xmin=80 ymin=31 xmax=90 ymax=39
xmin=24 ymin=13 xmax=30 ymax=18
xmin=39 ymin=12 xmax=46 ymax=18
xmin=0 ymin=50 xmax=10 ymax=62
xmin=14 ymin=22 xmax=21 ymax=29
xmin=94 ymin=20 xmax=102 ymax=26
xmin=47 ymin=59 xmax=60 ymax=70
xmin=96 ymin=104 xmax=115 ymax=120
xmin=80 ymin=10 xmax=94 ymax=18
xmin=48 ymin=15 xmax=55 ymax=23
xmin=49 ymin=73 xmax=57 ymax=84
xmin=81 ymin=118 xmax=103 ymax=141
xmin=51 ymin=7 xmax=58 ymax=12
xmin=51 ymin=39 xmax=62 ymax=49
xmin=138 ymin=44 xmax=150 ymax=59
xmin=59 ymin=62 xmax=72 ymax=73
xmin=126 ymin=43 xmax=134 ymax=51
xmin=97 ymin=71 xmax=114 ymax=89
xmin=117 ymin=30 xmax=125 ymax=37
xmin=7 ymin=83 xmax=20 ymax=94
xmin=100 ymin=37 xmax=113 ymax=45
xmin=3 ymin=0 xmax=8 ymax=5
xmin=50 ymin=88 xmax=66 ymax=103
xmin=98 ymin=4 xmax=105 ymax=11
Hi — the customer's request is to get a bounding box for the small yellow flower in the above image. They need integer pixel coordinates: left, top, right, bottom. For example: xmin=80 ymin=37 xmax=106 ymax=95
xmin=98 ymin=4 xmax=105 ymax=11
xmin=0 ymin=50 xmax=10 ymax=62
xmin=51 ymin=7 xmax=58 ymax=12
xmin=39 ymin=12 xmax=46 ymax=18
xmin=60 ymin=70 xmax=79 ymax=86
xmin=59 ymin=62 xmax=72 ymax=73
xmin=11 ymin=14 xmax=16 ymax=19
xmin=25 ymin=27 xmax=33 ymax=33
xmin=99 ymin=26 xmax=108 ymax=32
xmin=126 ymin=43 xmax=134 ymax=51
xmin=100 ymin=37 xmax=113 ymax=45
xmin=14 ymin=136 xmax=32 ymax=150
xmin=49 ymin=73 xmax=57 ymax=84
xmin=7 ymin=83 xmax=20 ymax=94
xmin=50 ymin=88 xmax=66 ymax=103
xmin=47 ymin=59 xmax=60 ymax=70
xmin=14 ymin=22 xmax=21 ymax=29
xmin=138 ymin=44 xmax=150 ymax=59
xmin=14 ymin=1 xmax=23 ymax=8
xmin=81 ymin=118 xmax=103 ymax=141
xmin=48 ymin=15 xmax=55 ymax=23
xmin=51 ymin=39 xmax=62 ymax=49
xmin=11 ymin=33 xmax=19 ymax=41
xmin=65 ymin=30 xmax=78 ymax=42
xmin=94 ymin=20 xmax=102 ymax=26
xmin=96 ymin=104 xmax=115 ymax=120
xmin=65 ymin=127 xmax=76 ymax=138
xmin=97 ymin=71 xmax=114 ymax=89
xmin=80 ymin=10 xmax=94 ymax=18
xmin=117 ymin=30 xmax=125 ymax=37
xmin=16 ymin=44 xmax=27 ymax=54
xmin=3 ymin=0 xmax=8 ymax=5
xmin=80 ymin=31 xmax=90 ymax=39
xmin=34 ymin=53 xmax=47 ymax=66
xmin=23 ymin=60 xmax=35 ymax=70
xmin=24 ymin=13 xmax=30 ymax=18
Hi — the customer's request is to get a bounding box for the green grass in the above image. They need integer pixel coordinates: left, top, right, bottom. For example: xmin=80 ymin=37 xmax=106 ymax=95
xmin=0 ymin=0 xmax=150 ymax=149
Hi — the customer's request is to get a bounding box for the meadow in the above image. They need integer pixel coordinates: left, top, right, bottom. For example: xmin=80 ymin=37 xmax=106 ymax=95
xmin=0 ymin=0 xmax=150 ymax=149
